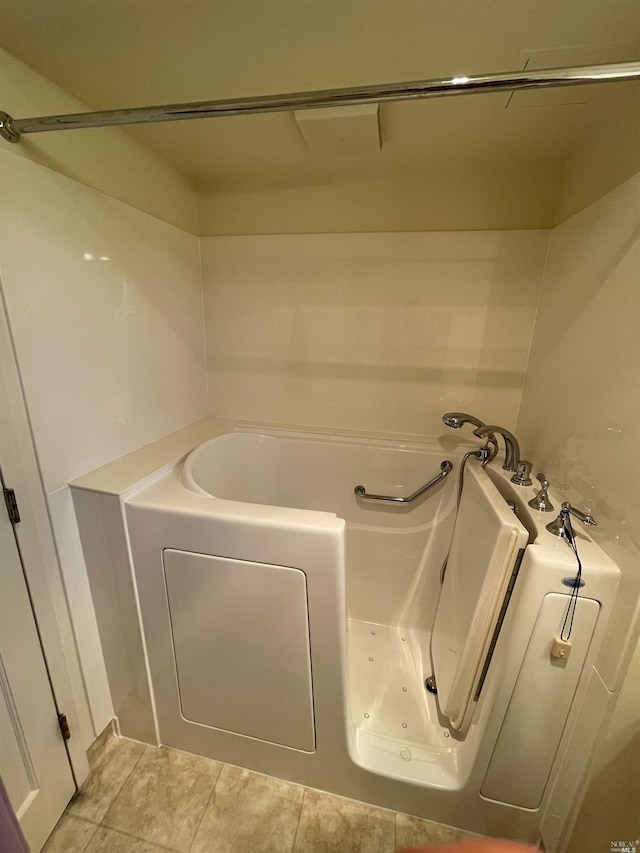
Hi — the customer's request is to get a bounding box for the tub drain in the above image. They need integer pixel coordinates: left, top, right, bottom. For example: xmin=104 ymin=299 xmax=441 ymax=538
xmin=399 ymin=747 xmax=411 ymax=762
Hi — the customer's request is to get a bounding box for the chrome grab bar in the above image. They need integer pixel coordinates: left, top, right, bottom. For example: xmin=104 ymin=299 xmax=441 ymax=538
xmin=354 ymin=460 xmax=454 ymax=504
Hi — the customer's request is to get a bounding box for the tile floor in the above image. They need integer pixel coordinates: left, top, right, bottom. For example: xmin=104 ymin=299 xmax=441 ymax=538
xmin=43 ymin=728 xmax=481 ymax=853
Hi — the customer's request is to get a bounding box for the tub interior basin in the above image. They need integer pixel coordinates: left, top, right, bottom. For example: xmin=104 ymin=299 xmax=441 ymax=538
xmin=182 ymin=428 xmax=456 ymax=525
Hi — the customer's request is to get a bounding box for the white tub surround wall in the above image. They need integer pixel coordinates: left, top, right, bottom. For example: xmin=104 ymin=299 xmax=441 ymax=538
xmin=517 ymin=172 xmax=640 ymax=853
xmin=201 ymin=230 xmax=549 ymax=437
xmin=518 ymin=173 xmax=640 ymax=684
xmin=0 ymin=46 xmax=198 ymax=233
xmin=0 ymin=148 xmax=208 ymax=735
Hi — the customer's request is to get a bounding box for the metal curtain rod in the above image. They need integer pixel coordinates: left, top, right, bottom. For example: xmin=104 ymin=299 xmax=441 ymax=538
xmin=1 ymin=60 xmax=639 ymax=143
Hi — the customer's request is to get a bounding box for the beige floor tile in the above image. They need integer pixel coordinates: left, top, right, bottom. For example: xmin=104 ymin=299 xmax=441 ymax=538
xmin=68 ymin=736 xmax=145 ymax=823
xmin=190 ymin=763 xmax=304 ymax=853
xmin=396 ymin=813 xmax=476 ymax=848
xmin=86 ymin=723 xmax=115 ymax=769
xmin=294 ymin=788 xmax=395 ymax=853
xmin=42 ymin=814 xmax=98 ymax=853
xmin=102 ymin=745 xmax=222 ymax=852
xmin=85 ymin=825 xmax=171 ymax=853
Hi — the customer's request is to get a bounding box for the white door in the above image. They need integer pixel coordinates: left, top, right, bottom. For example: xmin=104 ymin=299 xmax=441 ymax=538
xmin=0 ymin=466 xmax=76 ymax=851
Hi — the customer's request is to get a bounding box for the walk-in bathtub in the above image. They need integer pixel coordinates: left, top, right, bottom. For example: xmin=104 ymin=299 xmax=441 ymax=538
xmin=71 ymin=422 xmax=620 ymax=847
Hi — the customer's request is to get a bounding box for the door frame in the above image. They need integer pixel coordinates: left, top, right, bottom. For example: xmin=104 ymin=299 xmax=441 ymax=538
xmin=0 ymin=285 xmax=91 ymax=785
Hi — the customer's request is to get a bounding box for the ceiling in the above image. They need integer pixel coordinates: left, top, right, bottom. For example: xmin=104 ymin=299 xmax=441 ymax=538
xmin=0 ymin=0 xmax=638 ymax=190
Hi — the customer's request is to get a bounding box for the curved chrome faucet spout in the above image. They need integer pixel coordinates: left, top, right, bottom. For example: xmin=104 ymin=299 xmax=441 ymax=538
xmin=473 ymin=424 xmax=521 ymax=473
xmin=442 ymin=412 xmax=498 ymax=465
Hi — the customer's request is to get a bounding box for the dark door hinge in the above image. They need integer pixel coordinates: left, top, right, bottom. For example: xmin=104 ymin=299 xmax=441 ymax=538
xmin=3 ymin=487 xmax=20 ymax=525
xmin=58 ymin=713 xmax=71 ymax=741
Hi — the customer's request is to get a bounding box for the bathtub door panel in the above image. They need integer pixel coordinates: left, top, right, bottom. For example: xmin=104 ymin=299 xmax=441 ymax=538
xmin=431 ymin=465 xmax=528 ymax=733
xmin=163 ymin=549 xmax=315 ymax=752
xmin=481 ymin=594 xmax=599 ymax=808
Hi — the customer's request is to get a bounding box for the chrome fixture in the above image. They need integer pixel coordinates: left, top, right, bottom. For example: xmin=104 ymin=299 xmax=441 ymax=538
xmin=472 ymin=424 xmax=527 ymax=476
xmin=546 ymin=502 xmax=597 ymax=537
xmin=354 ymin=460 xmax=453 ymax=504
xmin=442 ymin=413 xmax=498 ymax=464
xmin=425 ymin=676 xmax=438 ymax=694
xmin=511 ymin=459 xmax=533 ymax=487
xmin=442 ymin=412 xmax=486 ymax=431
xmin=528 ymin=473 xmax=555 ymax=512
xmin=1 ymin=61 xmax=639 ymax=143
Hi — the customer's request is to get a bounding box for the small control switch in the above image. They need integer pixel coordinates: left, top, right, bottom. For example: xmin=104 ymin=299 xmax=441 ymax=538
xmin=551 ymin=636 xmax=572 ymax=660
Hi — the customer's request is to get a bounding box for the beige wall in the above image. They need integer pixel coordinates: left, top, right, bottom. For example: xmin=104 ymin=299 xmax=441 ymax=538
xmin=0 ymin=47 xmax=208 ymax=735
xmin=0 ymin=146 xmax=208 ymax=736
xmin=554 ymin=89 xmax=640 ymax=226
xmin=202 ymin=230 xmax=549 ymax=435
xmin=0 ymin=46 xmax=198 ymax=234
xmin=517 ymin=173 xmax=640 ymax=683
xmin=516 ymin=172 xmax=640 ymax=850
xmin=198 ymin=164 xmax=562 ymax=235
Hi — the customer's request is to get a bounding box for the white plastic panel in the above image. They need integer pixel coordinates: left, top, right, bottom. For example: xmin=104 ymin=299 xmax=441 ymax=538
xmin=481 ymin=593 xmax=599 ymax=808
xmin=163 ymin=549 xmax=315 ymax=752
xmin=431 ymin=464 xmax=528 ymax=732
xmin=539 ymin=667 xmax=615 ymax=853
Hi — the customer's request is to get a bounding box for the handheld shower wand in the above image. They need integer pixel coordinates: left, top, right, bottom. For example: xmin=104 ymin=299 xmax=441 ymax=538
xmin=441 ymin=412 xmax=498 ymax=464
xmin=442 ymin=412 xmax=486 ymax=431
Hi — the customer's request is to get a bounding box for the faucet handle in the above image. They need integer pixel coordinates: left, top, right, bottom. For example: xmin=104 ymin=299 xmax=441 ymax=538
xmin=546 ymin=502 xmax=597 ymax=536
xmin=511 ymin=459 xmax=533 ymax=486
xmin=528 ymin=472 xmax=554 ymax=512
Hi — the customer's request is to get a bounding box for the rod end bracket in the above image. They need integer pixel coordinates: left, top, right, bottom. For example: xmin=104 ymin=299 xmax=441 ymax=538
xmin=0 ymin=112 xmax=20 ymax=143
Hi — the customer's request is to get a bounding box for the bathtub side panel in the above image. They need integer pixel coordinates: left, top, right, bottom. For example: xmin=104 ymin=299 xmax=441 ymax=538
xmin=125 ymin=493 xmax=351 ymax=777
xmin=163 ymin=550 xmax=316 ymax=751
xmin=70 ymin=487 xmax=157 ymax=743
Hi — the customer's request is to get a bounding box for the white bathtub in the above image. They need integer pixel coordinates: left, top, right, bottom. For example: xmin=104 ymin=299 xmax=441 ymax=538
xmin=71 ymin=422 xmax=621 ymax=846
xmin=182 ymin=429 xmax=456 ymax=630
